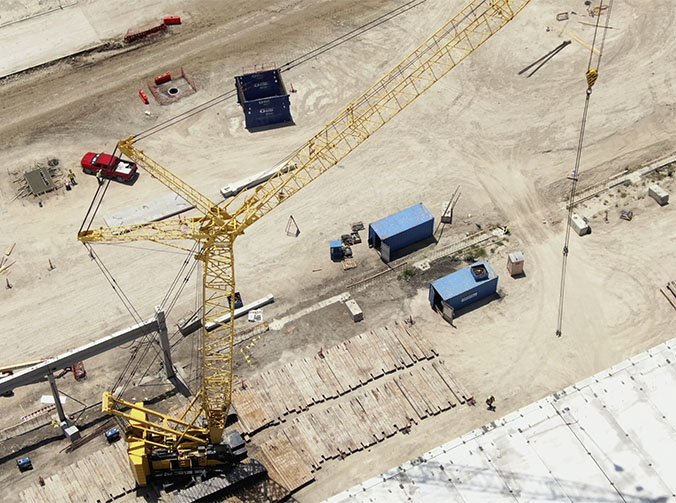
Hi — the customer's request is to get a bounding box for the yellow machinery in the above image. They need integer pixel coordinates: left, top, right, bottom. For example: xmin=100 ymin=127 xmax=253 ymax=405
xmin=79 ymin=0 xmax=531 ymax=487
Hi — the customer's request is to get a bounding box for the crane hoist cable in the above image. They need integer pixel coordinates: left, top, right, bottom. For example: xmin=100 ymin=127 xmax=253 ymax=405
xmin=555 ymin=0 xmax=614 ymax=337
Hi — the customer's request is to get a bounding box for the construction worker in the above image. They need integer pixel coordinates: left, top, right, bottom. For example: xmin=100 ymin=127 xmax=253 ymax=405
xmin=503 ymin=226 xmax=511 ymax=235
xmin=96 ymin=170 xmax=103 ymax=186
xmin=67 ymin=169 xmax=77 ymax=186
xmin=486 ymin=395 xmax=496 ymax=411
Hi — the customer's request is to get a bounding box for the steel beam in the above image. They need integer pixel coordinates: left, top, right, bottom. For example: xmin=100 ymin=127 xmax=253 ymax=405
xmin=0 ymin=313 xmax=161 ymax=395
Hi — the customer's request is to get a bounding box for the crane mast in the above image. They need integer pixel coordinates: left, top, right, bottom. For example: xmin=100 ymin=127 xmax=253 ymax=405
xmin=78 ymin=0 xmax=531 ymax=486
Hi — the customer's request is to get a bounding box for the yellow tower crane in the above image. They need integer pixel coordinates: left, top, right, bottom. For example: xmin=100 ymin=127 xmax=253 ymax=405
xmin=78 ymin=0 xmax=531 ymax=486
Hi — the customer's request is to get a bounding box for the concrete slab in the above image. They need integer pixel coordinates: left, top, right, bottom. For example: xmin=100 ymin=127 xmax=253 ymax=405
xmin=0 ymin=6 xmax=101 ymax=78
xmin=104 ymin=192 xmax=192 ymax=227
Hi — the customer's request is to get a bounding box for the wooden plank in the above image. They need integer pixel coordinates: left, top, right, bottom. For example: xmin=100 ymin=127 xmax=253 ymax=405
xmin=339 ymin=343 xmax=366 ymax=389
xmin=80 ymin=457 xmax=111 ymax=502
xmin=299 ymin=358 xmax=327 ymax=402
xmin=336 ymin=402 xmax=363 ymax=453
xmin=372 ymin=327 xmax=399 ymax=372
xmin=288 ymin=360 xmax=318 ymax=405
xmin=292 ymin=415 xmax=324 ymax=468
xmin=324 ymin=346 xmax=355 ymax=392
xmin=344 ymin=336 xmax=373 ymax=385
xmin=391 ymin=321 xmax=424 ymax=362
xmin=361 ymin=330 xmax=388 ymax=376
xmin=281 ymin=422 xmax=317 ymax=471
xmin=348 ymin=397 xmax=377 ymax=447
xmin=424 ymin=364 xmax=457 ymax=409
xmin=257 ymin=372 xmax=287 ymax=421
xmin=432 ymin=360 xmax=469 ymax=404
xmin=394 ymin=373 xmax=428 ymax=419
xmin=401 ymin=322 xmax=436 ymax=359
xmin=94 ymin=449 xmax=123 ymax=498
xmin=261 ymin=434 xmax=314 ymax=492
xmin=345 ymin=397 xmax=375 ymax=448
xmin=330 ymin=405 xmax=358 ymax=453
xmin=411 ymin=367 xmax=440 ymax=414
xmin=382 ymin=381 xmax=415 ymax=428
xmin=61 ymin=463 xmax=86 ymax=502
xmin=277 ymin=366 xmax=307 ymax=413
xmin=417 ymin=366 xmax=447 ymax=413
xmin=308 ymin=411 xmax=339 ymax=459
xmin=354 ymin=391 xmax=385 ymax=441
xmin=320 ymin=407 xmax=351 ymax=456
xmin=109 ymin=441 xmax=136 ymax=491
xmin=52 ymin=465 xmax=76 ymax=503
xmin=232 ymin=386 xmax=271 ymax=433
xmin=369 ymin=387 xmax=397 ymax=437
xmin=46 ymin=474 xmax=70 ymax=503
xmin=312 ymin=355 xmax=343 ymax=398
xmin=380 ymin=326 xmax=411 ymax=369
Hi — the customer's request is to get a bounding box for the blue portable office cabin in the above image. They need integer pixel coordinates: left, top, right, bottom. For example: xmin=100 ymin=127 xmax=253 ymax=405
xmin=368 ymin=203 xmax=434 ymax=262
xmin=429 ymin=261 xmax=498 ymax=322
xmin=234 ymin=69 xmax=293 ymax=129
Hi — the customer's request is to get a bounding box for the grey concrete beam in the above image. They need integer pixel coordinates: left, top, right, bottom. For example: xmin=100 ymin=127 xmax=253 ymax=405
xmin=0 ymin=315 xmax=160 ymax=395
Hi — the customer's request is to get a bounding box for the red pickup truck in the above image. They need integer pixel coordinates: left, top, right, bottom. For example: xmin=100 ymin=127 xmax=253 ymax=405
xmin=81 ymin=152 xmax=138 ymax=182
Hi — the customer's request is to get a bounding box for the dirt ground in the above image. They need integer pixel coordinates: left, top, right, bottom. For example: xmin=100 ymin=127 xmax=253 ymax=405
xmin=1 ymin=0 xmax=676 ymax=501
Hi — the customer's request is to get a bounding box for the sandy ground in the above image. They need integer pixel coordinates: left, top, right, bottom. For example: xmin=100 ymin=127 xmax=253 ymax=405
xmin=1 ymin=0 xmax=676 ymax=501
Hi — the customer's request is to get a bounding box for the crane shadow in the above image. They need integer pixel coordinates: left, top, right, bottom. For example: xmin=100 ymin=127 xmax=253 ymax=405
xmin=519 ymin=40 xmax=571 ymax=78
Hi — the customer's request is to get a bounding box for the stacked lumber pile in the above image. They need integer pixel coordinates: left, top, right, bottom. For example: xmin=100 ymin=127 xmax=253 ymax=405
xmin=19 ymin=440 xmax=136 ymax=503
xmin=232 ymin=321 xmax=436 ymax=434
xmin=257 ymin=360 xmax=468 ymax=486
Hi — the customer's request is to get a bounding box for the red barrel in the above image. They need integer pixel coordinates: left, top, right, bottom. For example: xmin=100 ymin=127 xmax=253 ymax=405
xmin=138 ymin=89 xmax=149 ymax=104
xmin=164 ymin=16 xmax=181 ymax=25
xmin=154 ymin=72 xmax=171 ymax=85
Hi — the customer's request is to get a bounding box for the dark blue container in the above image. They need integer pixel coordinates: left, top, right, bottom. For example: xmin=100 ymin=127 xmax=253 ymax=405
xmin=429 ymin=261 xmax=498 ymax=319
xmin=330 ymin=240 xmax=343 ymax=262
xmin=368 ymin=203 xmax=434 ymax=262
xmin=235 ymin=69 xmax=293 ymax=129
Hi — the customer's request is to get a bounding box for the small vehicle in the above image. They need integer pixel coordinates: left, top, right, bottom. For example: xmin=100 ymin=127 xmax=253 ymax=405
xmin=80 ymin=152 xmax=138 ymax=182
xmin=105 ymin=428 xmax=120 ymax=443
xmin=16 ymin=457 xmax=32 ymax=471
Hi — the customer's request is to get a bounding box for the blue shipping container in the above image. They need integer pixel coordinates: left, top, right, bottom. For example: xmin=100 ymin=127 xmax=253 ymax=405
xmin=368 ymin=203 xmax=434 ymax=262
xmin=235 ymin=69 xmax=293 ymax=129
xmin=429 ymin=261 xmax=498 ymax=321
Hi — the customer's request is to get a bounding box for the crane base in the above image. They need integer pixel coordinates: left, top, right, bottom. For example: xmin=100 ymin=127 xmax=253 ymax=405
xmin=165 ymin=457 xmax=267 ymax=503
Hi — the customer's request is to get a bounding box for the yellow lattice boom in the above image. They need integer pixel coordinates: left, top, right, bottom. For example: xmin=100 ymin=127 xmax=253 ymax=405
xmin=78 ymin=0 xmax=531 ymax=485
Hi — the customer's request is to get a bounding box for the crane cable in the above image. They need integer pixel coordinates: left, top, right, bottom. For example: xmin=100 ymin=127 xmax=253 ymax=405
xmin=556 ymin=0 xmax=613 ymax=337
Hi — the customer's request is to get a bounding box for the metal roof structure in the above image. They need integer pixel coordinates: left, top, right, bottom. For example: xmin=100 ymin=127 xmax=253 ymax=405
xmin=326 ymin=337 xmax=676 ymax=503
xmin=369 ymin=203 xmax=433 ymax=240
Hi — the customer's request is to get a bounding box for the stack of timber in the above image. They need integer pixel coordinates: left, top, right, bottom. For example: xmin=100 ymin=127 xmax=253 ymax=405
xmin=19 ymin=439 xmax=137 ymax=503
xmin=256 ymin=360 xmax=468 ymax=487
xmin=232 ymin=321 xmax=436 ymax=434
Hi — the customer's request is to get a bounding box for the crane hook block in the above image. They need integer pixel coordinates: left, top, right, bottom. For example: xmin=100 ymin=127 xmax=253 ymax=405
xmin=586 ymin=68 xmax=598 ymax=88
